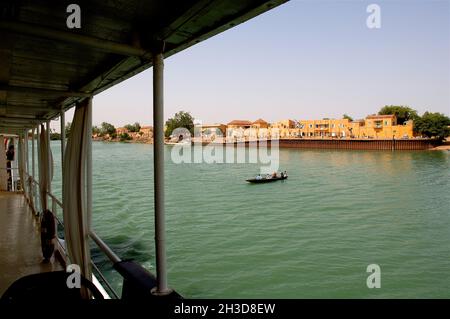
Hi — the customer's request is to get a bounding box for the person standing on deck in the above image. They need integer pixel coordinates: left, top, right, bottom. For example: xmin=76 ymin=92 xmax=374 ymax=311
xmin=6 ymin=143 xmax=14 ymax=191
xmin=0 ymin=137 xmax=7 ymax=191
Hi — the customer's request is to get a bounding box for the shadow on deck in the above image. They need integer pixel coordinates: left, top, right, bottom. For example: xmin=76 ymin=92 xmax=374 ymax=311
xmin=0 ymin=191 xmax=63 ymax=296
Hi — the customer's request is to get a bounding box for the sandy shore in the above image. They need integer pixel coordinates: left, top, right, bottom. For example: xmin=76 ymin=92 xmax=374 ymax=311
xmin=430 ymin=144 xmax=450 ymax=151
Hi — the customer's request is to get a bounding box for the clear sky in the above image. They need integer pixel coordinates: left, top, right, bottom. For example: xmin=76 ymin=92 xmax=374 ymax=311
xmin=56 ymin=0 xmax=450 ymax=129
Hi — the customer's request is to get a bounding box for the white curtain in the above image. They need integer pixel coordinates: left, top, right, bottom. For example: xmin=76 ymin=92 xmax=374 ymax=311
xmin=38 ymin=125 xmax=48 ymax=210
xmin=0 ymin=135 xmax=7 ymax=191
xmin=63 ymin=98 xmax=92 ymax=283
xmin=38 ymin=125 xmax=53 ymax=210
xmin=18 ymin=135 xmax=25 ymax=192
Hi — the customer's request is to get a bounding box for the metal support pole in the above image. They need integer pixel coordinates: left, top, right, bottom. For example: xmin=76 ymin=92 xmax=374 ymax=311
xmin=152 ymin=51 xmax=170 ymax=295
xmin=35 ymin=125 xmax=39 ymax=210
xmin=24 ymin=129 xmax=29 ymax=196
xmin=32 ymin=128 xmax=35 ymax=180
xmin=24 ymin=129 xmax=29 ymax=176
xmin=60 ymin=111 xmax=66 ymax=203
xmin=46 ymin=121 xmax=51 ymax=195
xmin=30 ymin=127 xmax=35 ymax=210
xmin=86 ymin=98 xmax=93 ymax=228
xmin=11 ymin=138 xmax=15 ymax=191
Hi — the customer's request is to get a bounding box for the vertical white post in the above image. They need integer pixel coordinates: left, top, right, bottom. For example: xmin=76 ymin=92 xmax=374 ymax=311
xmin=86 ymin=98 xmax=93 ymax=228
xmin=36 ymin=125 xmax=40 ymax=211
xmin=32 ymin=127 xmax=36 ymax=210
xmin=24 ymin=129 xmax=29 ymax=196
xmin=60 ymin=111 xmax=66 ymax=204
xmin=152 ymin=51 xmax=170 ymax=295
xmin=24 ymin=130 xmax=29 ymax=175
xmin=11 ymin=138 xmax=15 ymax=191
xmin=32 ymin=127 xmax=36 ymax=179
xmin=46 ymin=121 xmax=51 ymax=195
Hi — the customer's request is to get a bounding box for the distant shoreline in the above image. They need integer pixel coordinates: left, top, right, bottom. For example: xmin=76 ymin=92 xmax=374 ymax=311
xmin=430 ymin=144 xmax=450 ymax=151
xmin=91 ymin=137 xmax=447 ymax=151
xmin=92 ymin=137 xmax=153 ymax=144
xmin=168 ymin=138 xmax=441 ymax=151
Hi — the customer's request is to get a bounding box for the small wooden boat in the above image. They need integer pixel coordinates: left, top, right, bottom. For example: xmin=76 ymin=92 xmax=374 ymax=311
xmin=246 ymin=175 xmax=288 ymax=183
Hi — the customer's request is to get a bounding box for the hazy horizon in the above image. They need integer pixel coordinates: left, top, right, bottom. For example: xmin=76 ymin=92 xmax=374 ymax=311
xmin=52 ymin=0 xmax=449 ymax=130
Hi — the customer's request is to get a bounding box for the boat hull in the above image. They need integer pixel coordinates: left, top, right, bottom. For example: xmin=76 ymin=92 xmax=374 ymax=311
xmin=246 ymin=176 xmax=288 ymax=183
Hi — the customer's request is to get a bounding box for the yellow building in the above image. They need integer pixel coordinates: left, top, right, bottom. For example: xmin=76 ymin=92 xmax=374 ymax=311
xmin=251 ymin=119 xmax=269 ymax=139
xmin=139 ymin=126 xmax=153 ymax=138
xmin=363 ymin=115 xmax=413 ymax=139
xmin=116 ymin=127 xmax=129 ymax=135
xmin=226 ymin=119 xmax=273 ymax=141
xmin=345 ymin=115 xmax=413 ymax=139
xmin=271 ymin=119 xmax=295 ymax=129
xmin=226 ymin=120 xmax=253 ymax=141
xmin=296 ymin=119 xmax=350 ymax=138
xmin=270 ymin=119 xmax=296 ymax=138
xmin=223 ymin=114 xmax=414 ymax=141
xmin=252 ymin=118 xmax=269 ymax=129
xmin=227 ymin=120 xmax=252 ymax=130
xmin=197 ymin=123 xmax=227 ymax=141
xmin=271 ymin=115 xmax=414 ymax=139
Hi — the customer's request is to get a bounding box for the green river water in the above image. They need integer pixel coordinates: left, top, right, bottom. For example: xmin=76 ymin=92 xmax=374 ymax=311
xmin=46 ymin=141 xmax=450 ymax=298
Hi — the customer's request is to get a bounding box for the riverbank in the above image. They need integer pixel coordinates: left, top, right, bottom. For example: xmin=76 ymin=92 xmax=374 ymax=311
xmin=92 ymin=136 xmax=153 ymax=144
xmin=193 ymin=138 xmax=440 ymax=150
xmin=93 ymin=136 xmax=445 ymax=150
xmin=430 ymin=143 xmax=450 ymax=151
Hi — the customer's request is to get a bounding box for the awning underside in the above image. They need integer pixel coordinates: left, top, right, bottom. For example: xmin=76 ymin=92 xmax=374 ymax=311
xmin=0 ymin=0 xmax=287 ymax=134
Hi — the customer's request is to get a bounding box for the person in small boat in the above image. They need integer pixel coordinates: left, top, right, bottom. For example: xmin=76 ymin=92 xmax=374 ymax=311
xmin=280 ymin=172 xmax=284 ymax=178
xmin=255 ymin=174 xmax=262 ymax=180
xmin=272 ymin=172 xmax=277 ymax=178
xmin=283 ymin=171 xmax=287 ymax=178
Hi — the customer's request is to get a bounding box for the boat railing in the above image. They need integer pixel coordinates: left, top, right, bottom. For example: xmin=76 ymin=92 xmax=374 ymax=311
xmin=1 ymin=165 xmax=21 ymax=191
xmin=24 ymin=174 xmax=121 ymax=299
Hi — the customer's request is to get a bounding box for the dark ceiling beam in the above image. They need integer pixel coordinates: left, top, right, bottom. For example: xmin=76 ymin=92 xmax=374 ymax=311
xmin=5 ymin=106 xmax=61 ymax=113
xmin=62 ymin=0 xmax=289 ymax=103
xmin=0 ymin=84 xmax=92 ymax=98
xmin=0 ymin=125 xmax=32 ymax=130
xmin=158 ymin=0 xmax=216 ymax=40
xmin=0 ymin=115 xmax=44 ymax=124
xmin=0 ymin=20 xmax=152 ymax=58
xmin=0 ymin=130 xmax=25 ymax=136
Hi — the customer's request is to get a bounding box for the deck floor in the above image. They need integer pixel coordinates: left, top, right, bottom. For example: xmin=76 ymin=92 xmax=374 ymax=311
xmin=0 ymin=191 xmax=62 ymax=296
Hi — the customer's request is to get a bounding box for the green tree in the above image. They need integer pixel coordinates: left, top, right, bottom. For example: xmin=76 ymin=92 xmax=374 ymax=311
xmin=65 ymin=121 xmax=71 ymax=138
xmin=119 ymin=132 xmax=132 ymax=141
xmin=92 ymin=125 xmax=101 ymax=135
xmin=343 ymin=114 xmax=353 ymax=121
xmin=124 ymin=122 xmax=141 ymax=132
xmin=100 ymin=122 xmax=116 ymax=136
xmin=378 ymin=105 xmax=419 ymax=124
xmin=165 ymin=111 xmax=194 ymax=138
xmin=50 ymin=130 xmax=61 ymax=140
xmin=414 ymin=112 xmax=450 ymax=140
